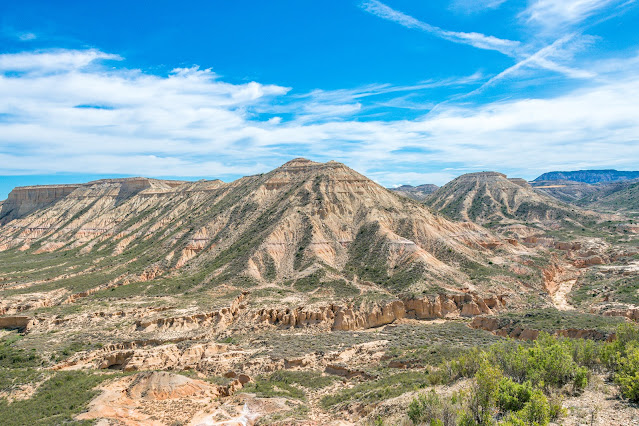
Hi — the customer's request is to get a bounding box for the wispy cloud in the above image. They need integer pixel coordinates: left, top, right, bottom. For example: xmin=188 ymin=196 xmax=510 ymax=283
xmin=0 ymin=49 xmax=121 ymax=72
xmin=520 ymin=0 xmax=633 ymax=31
xmin=360 ymin=0 xmax=520 ymax=56
xmin=449 ymin=0 xmax=509 ymax=14
xmin=466 ymin=34 xmax=596 ymax=95
xmin=276 ymin=72 xmax=485 ymax=120
xmin=0 ymin=49 xmax=638 ymax=186
xmin=17 ymin=32 xmax=37 ymax=41
xmin=359 ymin=0 xmax=596 ymax=83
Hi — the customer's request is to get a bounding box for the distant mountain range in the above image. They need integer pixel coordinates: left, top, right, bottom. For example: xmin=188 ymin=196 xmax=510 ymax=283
xmin=388 ymin=184 xmax=439 ymax=201
xmin=388 ymin=169 xmax=639 ymax=215
xmin=534 ymin=170 xmax=639 ymax=184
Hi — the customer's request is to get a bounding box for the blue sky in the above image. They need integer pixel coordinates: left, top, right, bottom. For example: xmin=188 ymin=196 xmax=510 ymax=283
xmin=1 ymin=0 xmax=638 ymax=199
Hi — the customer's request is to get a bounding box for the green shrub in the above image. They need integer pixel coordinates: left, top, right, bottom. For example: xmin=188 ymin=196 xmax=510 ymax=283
xmin=602 ymin=323 xmax=639 ymax=369
xmin=572 ymin=366 xmax=589 ymax=393
xmin=571 ymin=338 xmax=601 ymax=369
xmin=468 ymin=360 xmax=501 ymax=425
xmin=599 ymin=323 xmax=639 ymax=401
xmin=497 ymin=378 xmax=532 ymax=412
xmin=547 ymin=392 xmax=567 ymax=420
xmin=488 ymin=333 xmax=588 ymax=391
xmin=457 ymin=411 xmax=481 ymax=426
xmin=516 ymin=389 xmax=550 ymax=426
xmin=524 ymin=334 xmax=577 ymax=388
xmin=450 ymin=347 xmax=483 ymax=378
xmin=407 ymin=390 xmax=457 ymax=426
xmin=500 ymin=413 xmax=526 ymax=426
xmin=615 ymin=344 xmax=639 ymax=402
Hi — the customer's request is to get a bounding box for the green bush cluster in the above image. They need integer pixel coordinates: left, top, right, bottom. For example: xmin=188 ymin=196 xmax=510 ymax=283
xmin=408 ymin=390 xmax=458 ymax=426
xmin=408 ymin=362 xmax=562 ymax=426
xmin=405 ymin=324 xmax=639 ymax=425
xmin=602 ymin=323 xmax=639 ymax=401
xmin=0 ymin=371 xmax=110 ymax=425
xmin=0 ymin=334 xmax=41 ymax=368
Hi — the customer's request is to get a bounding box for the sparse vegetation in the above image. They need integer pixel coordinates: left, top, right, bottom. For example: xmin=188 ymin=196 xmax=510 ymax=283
xmin=241 ymin=370 xmax=338 ymax=400
xmin=0 ymin=371 xmax=112 ymax=425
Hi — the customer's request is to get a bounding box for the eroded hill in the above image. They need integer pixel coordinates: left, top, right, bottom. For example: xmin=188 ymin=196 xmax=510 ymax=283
xmin=424 ymin=171 xmax=598 ymax=228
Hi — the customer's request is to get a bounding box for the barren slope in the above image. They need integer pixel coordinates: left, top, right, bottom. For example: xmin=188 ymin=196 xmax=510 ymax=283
xmin=425 ymin=171 xmax=597 ymax=227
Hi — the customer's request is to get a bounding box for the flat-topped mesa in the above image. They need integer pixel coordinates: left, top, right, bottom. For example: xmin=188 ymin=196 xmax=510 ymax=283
xmin=263 ymin=158 xmax=373 ymax=192
xmin=0 ymin=177 xmax=190 ymax=223
xmin=81 ymin=177 xmax=188 ymax=198
xmin=454 ymin=171 xmax=508 ymax=183
xmin=508 ymin=178 xmax=532 ymax=189
xmin=278 ymin=157 xmax=322 ymax=172
xmin=1 ymin=184 xmax=83 ymax=223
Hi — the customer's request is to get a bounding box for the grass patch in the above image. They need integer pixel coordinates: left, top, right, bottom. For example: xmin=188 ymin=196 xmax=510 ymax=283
xmin=0 ymin=370 xmax=112 ymax=425
xmin=495 ymin=308 xmax=625 ymax=332
xmin=321 ymin=371 xmax=430 ymax=408
xmin=0 ymin=333 xmax=42 ymax=369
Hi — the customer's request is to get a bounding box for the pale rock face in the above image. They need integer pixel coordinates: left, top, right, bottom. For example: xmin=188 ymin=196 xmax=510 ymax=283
xmin=76 ymin=371 xmax=253 ymax=425
xmin=470 ymin=316 xmax=614 ymax=341
xmin=255 ymin=293 xmax=505 ymax=331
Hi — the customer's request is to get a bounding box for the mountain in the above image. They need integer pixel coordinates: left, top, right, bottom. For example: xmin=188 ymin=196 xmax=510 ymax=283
xmin=530 ymin=180 xmax=603 ymax=203
xmin=389 ymin=183 xmax=439 ymax=201
xmin=0 ymin=159 xmax=517 ymax=302
xmin=534 ymin=170 xmax=639 ymax=184
xmin=530 ymin=178 xmax=639 ymax=214
xmin=581 ymin=181 xmax=639 ymax=214
xmin=425 ymin=171 xmax=594 ymax=226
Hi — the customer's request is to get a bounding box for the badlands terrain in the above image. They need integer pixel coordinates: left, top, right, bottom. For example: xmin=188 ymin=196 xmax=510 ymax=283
xmin=0 ymin=159 xmax=638 ymax=425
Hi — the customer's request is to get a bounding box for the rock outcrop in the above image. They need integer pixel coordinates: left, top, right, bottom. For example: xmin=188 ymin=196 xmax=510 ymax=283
xmin=470 ymin=316 xmax=614 ymax=341
xmin=76 ymin=371 xmax=251 ymax=425
xmin=0 ymin=184 xmax=81 ymax=224
xmin=256 ymin=293 xmax=506 ymax=331
xmin=135 ymin=292 xmax=248 ymax=333
xmin=57 ymin=341 xmax=232 ymax=372
xmin=0 ymin=315 xmax=35 ymax=332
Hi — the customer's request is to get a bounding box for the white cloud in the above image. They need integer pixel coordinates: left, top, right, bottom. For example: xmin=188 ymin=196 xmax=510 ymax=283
xmin=360 ymin=0 xmax=520 ymax=56
xmin=466 ymin=34 xmax=596 ymax=95
xmin=520 ymin=0 xmax=631 ymax=31
xmin=0 ymin=49 xmax=638 ymax=186
xmin=0 ymin=49 xmax=121 ymax=72
xmin=449 ymin=0 xmax=509 ymax=14
xmin=359 ymin=0 xmax=596 ymax=82
xmin=18 ymin=32 xmax=37 ymax=41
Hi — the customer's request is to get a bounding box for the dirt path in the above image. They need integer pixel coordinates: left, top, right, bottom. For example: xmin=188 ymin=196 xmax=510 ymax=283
xmin=551 ymin=279 xmax=576 ymax=311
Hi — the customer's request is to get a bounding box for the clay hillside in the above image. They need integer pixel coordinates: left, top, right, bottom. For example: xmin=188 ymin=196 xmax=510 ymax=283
xmin=582 ymin=181 xmax=639 ymax=214
xmin=530 ymin=179 xmax=606 ymax=203
xmin=424 ymin=171 xmax=599 ymax=227
xmin=1 ymin=160 xmax=639 ymax=425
